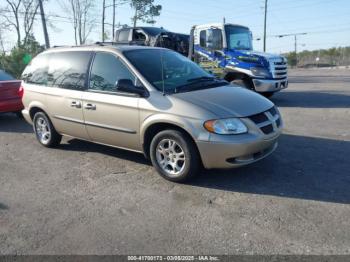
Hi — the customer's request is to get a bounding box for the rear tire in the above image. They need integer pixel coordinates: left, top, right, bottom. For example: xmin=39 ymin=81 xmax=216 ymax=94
xmin=150 ymin=129 xmax=200 ymax=182
xmin=33 ymin=112 xmax=62 ymax=148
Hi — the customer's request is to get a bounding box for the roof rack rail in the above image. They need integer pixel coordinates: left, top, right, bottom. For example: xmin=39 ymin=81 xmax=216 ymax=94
xmin=94 ymin=41 xmax=118 ymax=46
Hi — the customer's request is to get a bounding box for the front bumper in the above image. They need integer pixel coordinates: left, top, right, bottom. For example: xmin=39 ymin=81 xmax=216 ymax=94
xmin=196 ymin=134 xmax=279 ymax=169
xmin=252 ymin=78 xmax=288 ymax=93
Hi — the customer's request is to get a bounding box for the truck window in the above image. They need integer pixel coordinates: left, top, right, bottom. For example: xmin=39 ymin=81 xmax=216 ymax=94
xmin=207 ymin=29 xmax=223 ymax=50
xmin=200 ymin=30 xmax=206 ymax=47
xmin=118 ymin=29 xmax=130 ymax=42
xmin=133 ymin=29 xmax=147 ymax=42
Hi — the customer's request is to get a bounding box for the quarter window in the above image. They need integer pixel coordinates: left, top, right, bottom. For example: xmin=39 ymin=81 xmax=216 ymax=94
xmin=47 ymin=51 xmax=91 ymax=90
xmin=89 ymin=52 xmax=135 ymax=92
xmin=22 ymin=54 xmax=49 ymax=85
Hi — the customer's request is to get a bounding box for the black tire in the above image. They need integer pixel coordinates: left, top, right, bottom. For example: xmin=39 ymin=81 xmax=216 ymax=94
xmin=150 ymin=129 xmax=200 ymax=182
xmin=230 ymin=78 xmax=255 ymax=90
xmin=33 ymin=111 xmax=62 ymax=148
xmin=15 ymin=111 xmax=23 ymax=119
xmin=262 ymin=92 xmax=274 ymax=98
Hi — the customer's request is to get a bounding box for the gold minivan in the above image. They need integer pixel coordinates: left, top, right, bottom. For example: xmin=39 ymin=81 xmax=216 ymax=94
xmin=21 ymin=45 xmax=282 ymax=182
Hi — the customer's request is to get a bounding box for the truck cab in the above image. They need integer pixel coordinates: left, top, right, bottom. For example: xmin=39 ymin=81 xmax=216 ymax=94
xmin=114 ymin=27 xmax=189 ymax=56
xmin=189 ymin=23 xmax=288 ymax=97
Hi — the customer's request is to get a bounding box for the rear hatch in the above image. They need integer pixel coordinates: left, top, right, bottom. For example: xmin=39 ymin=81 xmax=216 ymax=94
xmin=0 ymin=80 xmax=22 ymax=101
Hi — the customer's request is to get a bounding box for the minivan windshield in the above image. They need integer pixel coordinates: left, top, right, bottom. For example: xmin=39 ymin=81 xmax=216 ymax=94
xmin=123 ymin=49 xmax=227 ymax=93
xmin=225 ymin=25 xmax=253 ymax=50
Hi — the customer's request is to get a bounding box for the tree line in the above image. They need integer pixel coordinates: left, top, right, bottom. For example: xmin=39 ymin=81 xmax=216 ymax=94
xmin=285 ymin=46 xmax=350 ymax=68
xmin=0 ymin=0 xmax=162 ymax=77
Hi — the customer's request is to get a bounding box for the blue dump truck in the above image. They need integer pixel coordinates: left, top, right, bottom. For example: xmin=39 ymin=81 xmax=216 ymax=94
xmin=114 ymin=23 xmax=288 ymax=97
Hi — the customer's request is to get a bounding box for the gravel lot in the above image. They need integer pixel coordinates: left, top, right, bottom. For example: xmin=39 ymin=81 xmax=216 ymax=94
xmin=0 ymin=68 xmax=349 ymax=255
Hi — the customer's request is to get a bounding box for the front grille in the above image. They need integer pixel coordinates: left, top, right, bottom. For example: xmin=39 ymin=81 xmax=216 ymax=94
xmin=249 ymin=112 xmax=268 ymax=124
xmin=248 ymin=106 xmax=281 ymax=135
xmin=269 ymin=106 xmax=277 ymax=116
xmin=261 ymin=124 xmax=274 ymax=134
xmin=269 ymin=57 xmax=287 ymax=79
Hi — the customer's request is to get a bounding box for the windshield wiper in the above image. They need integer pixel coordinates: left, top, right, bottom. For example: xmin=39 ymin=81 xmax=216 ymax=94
xmin=187 ymin=76 xmax=215 ymax=82
xmin=175 ymin=79 xmax=227 ymax=93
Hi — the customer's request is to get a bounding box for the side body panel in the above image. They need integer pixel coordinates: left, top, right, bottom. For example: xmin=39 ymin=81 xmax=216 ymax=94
xmin=82 ymin=91 xmax=141 ymax=151
xmin=46 ymin=88 xmax=89 ymax=139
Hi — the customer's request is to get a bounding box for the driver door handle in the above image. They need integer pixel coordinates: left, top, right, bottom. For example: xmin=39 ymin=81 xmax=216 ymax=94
xmin=84 ymin=103 xmax=96 ymax=110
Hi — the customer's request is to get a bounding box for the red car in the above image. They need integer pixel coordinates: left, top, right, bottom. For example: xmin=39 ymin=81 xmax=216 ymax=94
xmin=0 ymin=70 xmax=23 ymax=117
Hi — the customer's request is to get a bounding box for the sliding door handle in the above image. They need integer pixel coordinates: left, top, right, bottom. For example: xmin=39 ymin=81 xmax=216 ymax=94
xmin=84 ymin=103 xmax=96 ymax=110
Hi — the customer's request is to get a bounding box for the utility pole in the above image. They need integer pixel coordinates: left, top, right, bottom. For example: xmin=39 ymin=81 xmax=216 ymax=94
xmin=263 ymin=0 xmax=268 ymax=52
xmin=294 ymin=35 xmax=297 ymax=65
xmin=102 ymin=0 xmax=106 ymax=41
xmin=38 ymin=0 xmax=50 ymax=48
xmin=277 ymin=32 xmax=307 ymax=67
xmin=112 ymin=0 xmax=116 ymax=40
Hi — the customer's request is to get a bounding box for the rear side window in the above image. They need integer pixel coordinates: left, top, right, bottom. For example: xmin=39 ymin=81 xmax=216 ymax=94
xmin=22 ymin=54 xmax=49 ymax=85
xmin=89 ymin=52 xmax=135 ymax=92
xmin=48 ymin=51 xmax=91 ymax=90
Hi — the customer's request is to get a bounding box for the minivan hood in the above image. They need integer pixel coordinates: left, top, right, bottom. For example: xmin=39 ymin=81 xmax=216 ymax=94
xmin=172 ymin=85 xmax=274 ymax=118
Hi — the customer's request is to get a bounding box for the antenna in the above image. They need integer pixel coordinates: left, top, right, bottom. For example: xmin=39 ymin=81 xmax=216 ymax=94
xmin=160 ymin=50 xmax=165 ymax=95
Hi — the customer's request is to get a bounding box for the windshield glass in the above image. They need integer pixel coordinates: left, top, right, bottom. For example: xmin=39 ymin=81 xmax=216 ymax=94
xmin=0 ymin=70 xmax=15 ymax=81
xmin=123 ymin=49 xmax=225 ymax=93
xmin=225 ymin=25 xmax=253 ymax=50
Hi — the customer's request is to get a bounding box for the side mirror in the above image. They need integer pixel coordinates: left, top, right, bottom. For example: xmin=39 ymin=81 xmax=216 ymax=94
xmin=116 ymin=79 xmax=146 ymax=96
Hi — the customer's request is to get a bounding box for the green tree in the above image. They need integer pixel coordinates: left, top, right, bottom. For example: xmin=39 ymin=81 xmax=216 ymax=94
xmin=286 ymin=52 xmax=297 ymax=67
xmin=130 ymin=0 xmax=161 ymax=27
xmin=0 ymin=35 xmax=43 ymax=78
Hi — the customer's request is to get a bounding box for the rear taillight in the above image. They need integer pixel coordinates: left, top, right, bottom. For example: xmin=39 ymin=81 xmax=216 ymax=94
xmin=18 ymin=85 xmax=24 ymax=98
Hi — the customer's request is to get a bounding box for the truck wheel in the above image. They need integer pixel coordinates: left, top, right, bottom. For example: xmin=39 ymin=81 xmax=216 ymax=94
xmin=231 ymin=79 xmax=254 ymax=90
xmin=33 ymin=112 xmax=62 ymax=148
xmin=150 ymin=129 xmax=200 ymax=182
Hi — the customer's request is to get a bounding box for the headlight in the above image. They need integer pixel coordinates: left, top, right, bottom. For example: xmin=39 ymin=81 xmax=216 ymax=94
xmin=251 ymin=67 xmax=270 ymax=77
xmin=204 ymin=118 xmax=248 ymax=135
xmin=237 ymin=56 xmax=260 ymax=63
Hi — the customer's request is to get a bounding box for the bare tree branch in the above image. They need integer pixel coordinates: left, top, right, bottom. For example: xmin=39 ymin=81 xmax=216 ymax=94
xmin=59 ymin=0 xmax=96 ymax=45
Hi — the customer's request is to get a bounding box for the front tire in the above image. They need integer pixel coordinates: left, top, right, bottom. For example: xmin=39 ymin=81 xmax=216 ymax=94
xmin=150 ymin=130 xmax=200 ymax=182
xmin=230 ymin=78 xmax=255 ymax=90
xmin=33 ymin=112 xmax=62 ymax=148
xmin=262 ymin=92 xmax=274 ymax=98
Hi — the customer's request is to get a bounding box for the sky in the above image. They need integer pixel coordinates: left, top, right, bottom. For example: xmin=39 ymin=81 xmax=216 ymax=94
xmin=3 ymin=0 xmax=350 ymax=54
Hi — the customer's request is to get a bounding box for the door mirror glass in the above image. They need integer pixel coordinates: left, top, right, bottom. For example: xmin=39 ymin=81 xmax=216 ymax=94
xmin=116 ymin=79 xmax=145 ymax=96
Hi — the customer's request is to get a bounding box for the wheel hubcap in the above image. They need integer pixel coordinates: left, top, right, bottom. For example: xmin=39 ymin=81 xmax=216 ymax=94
xmin=35 ymin=117 xmax=51 ymax=144
xmin=156 ymin=139 xmax=186 ymax=177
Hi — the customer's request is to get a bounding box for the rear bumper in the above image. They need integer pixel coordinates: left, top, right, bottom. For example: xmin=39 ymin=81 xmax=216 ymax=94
xmin=0 ymin=99 xmax=23 ymax=113
xmin=196 ymin=134 xmax=279 ymax=169
xmin=252 ymin=78 xmax=288 ymax=93
xmin=22 ymin=109 xmax=32 ymax=124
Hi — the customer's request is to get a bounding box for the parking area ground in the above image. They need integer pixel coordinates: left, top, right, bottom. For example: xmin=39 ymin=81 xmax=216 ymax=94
xmin=0 ymin=68 xmax=349 ymax=255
